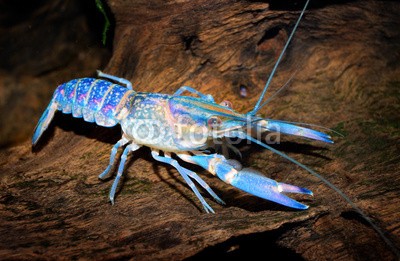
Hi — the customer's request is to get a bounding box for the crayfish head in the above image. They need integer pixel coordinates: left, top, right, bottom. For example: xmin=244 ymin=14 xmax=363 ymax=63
xmin=168 ymin=96 xmax=248 ymax=150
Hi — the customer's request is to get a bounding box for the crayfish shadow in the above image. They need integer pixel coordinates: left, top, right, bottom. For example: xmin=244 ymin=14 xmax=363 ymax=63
xmin=142 ymin=151 xmax=210 ymax=213
xmin=156 ymin=164 xmax=207 ymax=213
xmin=238 ymin=138 xmax=332 ymax=163
xmin=186 ymin=219 xmax=307 ymax=261
xmin=33 ymin=112 xmax=122 ymax=152
xmin=222 ymin=191 xmax=312 ymax=213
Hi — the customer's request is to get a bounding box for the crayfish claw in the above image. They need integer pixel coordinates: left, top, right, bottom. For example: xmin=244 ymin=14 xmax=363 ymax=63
xmin=180 ymin=154 xmax=313 ymax=210
xmin=228 ymin=168 xmax=312 ymax=210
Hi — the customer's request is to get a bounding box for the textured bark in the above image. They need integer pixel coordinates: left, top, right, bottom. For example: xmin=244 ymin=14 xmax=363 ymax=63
xmin=0 ymin=0 xmax=399 ymax=260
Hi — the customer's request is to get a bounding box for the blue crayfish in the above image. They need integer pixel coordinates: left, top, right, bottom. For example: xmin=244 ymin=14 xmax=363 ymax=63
xmin=32 ymin=1 xmax=400 ymax=256
xmin=32 ymin=69 xmax=333 ymax=213
xmin=32 ymin=0 xmax=331 ymax=213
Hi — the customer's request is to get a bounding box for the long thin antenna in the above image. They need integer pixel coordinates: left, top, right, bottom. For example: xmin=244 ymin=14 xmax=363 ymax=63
xmin=256 ymin=69 xmax=298 ymax=112
xmin=249 ymin=0 xmax=310 ymax=116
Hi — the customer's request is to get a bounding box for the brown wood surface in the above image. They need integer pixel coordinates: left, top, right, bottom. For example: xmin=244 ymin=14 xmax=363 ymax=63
xmin=0 ymin=0 xmax=399 ymax=260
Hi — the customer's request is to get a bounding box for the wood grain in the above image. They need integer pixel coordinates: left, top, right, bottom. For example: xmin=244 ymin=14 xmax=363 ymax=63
xmin=0 ymin=0 xmax=399 ymax=259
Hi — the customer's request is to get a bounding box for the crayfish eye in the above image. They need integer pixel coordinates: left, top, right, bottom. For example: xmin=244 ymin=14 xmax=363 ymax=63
xmin=207 ymin=116 xmax=222 ymax=130
xmin=219 ymin=100 xmax=233 ymax=109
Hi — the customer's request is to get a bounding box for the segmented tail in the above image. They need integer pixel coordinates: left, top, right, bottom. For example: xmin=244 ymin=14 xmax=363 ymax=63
xmin=32 ymin=78 xmax=135 ymax=145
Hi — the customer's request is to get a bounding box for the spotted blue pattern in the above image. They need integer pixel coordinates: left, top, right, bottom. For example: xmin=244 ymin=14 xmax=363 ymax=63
xmin=53 ymin=83 xmax=66 ymax=106
xmin=114 ymin=91 xmax=136 ymax=120
xmin=80 ymin=80 xmax=110 ymax=122
xmin=61 ymin=79 xmax=79 ymax=114
xmin=50 ymin=77 xmax=134 ymax=126
xmin=100 ymin=85 xmax=127 ymax=119
xmin=94 ymin=85 xmax=129 ymax=127
xmin=86 ymin=80 xmax=114 ymax=112
xmin=73 ymin=78 xmax=97 ymax=118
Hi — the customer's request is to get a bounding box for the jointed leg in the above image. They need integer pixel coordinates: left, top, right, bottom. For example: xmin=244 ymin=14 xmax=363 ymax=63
xmin=151 ymin=151 xmax=217 ymax=213
xmin=108 ymin=142 xmax=141 ymax=204
xmin=97 ymin=70 xmax=133 ymax=90
xmin=98 ymin=137 xmax=130 ymax=179
xmin=173 ymin=86 xmax=214 ymax=102
xmin=185 ymin=171 xmax=225 ymax=205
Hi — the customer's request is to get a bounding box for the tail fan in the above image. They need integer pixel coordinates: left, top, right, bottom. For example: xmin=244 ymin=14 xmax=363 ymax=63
xmin=32 ymin=101 xmax=58 ymax=146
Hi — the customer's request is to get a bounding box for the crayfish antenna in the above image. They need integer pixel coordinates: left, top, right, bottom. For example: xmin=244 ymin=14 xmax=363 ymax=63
xmin=249 ymin=0 xmax=310 ymax=115
xmin=32 ymin=100 xmax=58 ymax=146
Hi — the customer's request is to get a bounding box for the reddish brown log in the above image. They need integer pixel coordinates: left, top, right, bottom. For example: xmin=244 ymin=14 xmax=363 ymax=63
xmin=0 ymin=0 xmax=399 ymax=260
